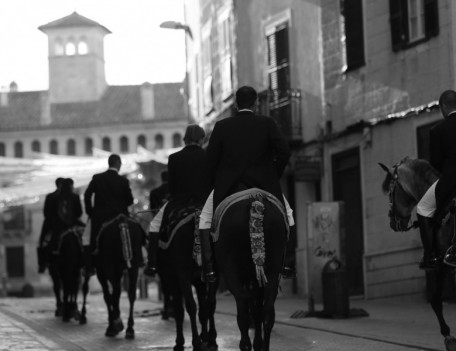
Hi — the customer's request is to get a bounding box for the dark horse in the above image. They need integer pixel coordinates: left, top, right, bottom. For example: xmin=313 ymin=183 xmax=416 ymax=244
xmin=158 ymin=208 xmax=217 ymax=351
xmin=55 ymin=224 xmax=90 ymax=323
xmin=379 ymin=157 xmax=456 ymax=351
xmin=211 ymin=189 xmax=288 ymax=351
xmin=95 ymin=213 xmax=146 ymax=339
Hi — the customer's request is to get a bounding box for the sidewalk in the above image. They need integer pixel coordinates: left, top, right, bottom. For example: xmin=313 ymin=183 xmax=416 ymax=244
xmin=0 ymin=283 xmax=455 ymax=351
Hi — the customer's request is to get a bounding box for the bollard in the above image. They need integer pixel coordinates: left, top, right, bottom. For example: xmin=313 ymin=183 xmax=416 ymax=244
xmin=322 ymin=258 xmax=349 ymax=318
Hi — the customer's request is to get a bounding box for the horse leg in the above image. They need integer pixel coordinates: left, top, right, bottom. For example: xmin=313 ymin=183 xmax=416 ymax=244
xmin=208 ymin=282 xmax=219 ymax=350
xmin=429 ymin=267 xmax=451 ymax=340
xmin=49 ymin=265 xmax=62 ymax=317
xmin=261 ymin=282 xmax=279 ymax=351
xmin=110 ymin=274 xmax=124 ymax=335
xmin=125 ymin=267 xmax=138 ymax=340
xmin=171 ymin=286 xmax=185 ymax=351
xmin=235 ymin=294 xmax=252 ymax=351
xmin=180 ymin=278 xmax=202 ymax=350
xmin=79 ymin=274 xmax=90 ymax=325
xmin=62 ymin=282 xmax=70 ymax=322
xmin=193 ymin=277 xmax=209 ymax=343
xmin=251 ymin=287 xmax=264 ymax=351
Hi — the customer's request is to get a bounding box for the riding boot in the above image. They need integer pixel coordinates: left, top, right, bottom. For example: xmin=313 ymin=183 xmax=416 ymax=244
xmin=83 ymin=245 xmax=96 ymax=277
xmin=200 ymin=229 xmax=216 ymax=283
xmin=282 ymin=225 xmax=297 ymax=279
xmin=144 ymin=232 xmax=159 ymax=277
xmin=417 ymin=214 xmax=439 ymax=269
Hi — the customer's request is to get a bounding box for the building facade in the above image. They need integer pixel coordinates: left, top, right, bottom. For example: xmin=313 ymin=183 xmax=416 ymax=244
xmin=0 ymin=12 xmax=187 ymax=294
xmin=184 ymin=0 xmax=452 ymax=299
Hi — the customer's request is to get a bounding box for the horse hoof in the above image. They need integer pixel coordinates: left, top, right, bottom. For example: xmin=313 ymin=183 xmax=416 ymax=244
xmin=445 ymin=336 xmax=456 ymax=351
xmin=105 ymin=325 xmax=118 ymax=337
xmin=79 ymin=316 xmax=87 ymax=325
xmin=125 ymin=329 xmax=135 ymax=340
xmin=173 ymin=346 xmax=185 ymax=351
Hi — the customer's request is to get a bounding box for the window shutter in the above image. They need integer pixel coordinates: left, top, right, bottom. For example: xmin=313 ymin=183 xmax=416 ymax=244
xmin=343 ymin=0 xmax=365 ymax=70
xmin=389 ymin=0 xmax=408 ymax=52
xmin=424 ymin=0 xmax=439 ymax=38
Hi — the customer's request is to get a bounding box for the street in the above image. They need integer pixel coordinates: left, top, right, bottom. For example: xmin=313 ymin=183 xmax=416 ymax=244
xmin=0 ymin=283 xmax=449 ymax=351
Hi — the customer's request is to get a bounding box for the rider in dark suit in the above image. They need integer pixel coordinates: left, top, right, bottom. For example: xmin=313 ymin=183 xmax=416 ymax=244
xmin=84 ymin=154 xmax=134 ymax=273
xmin=144 ymin=125 xmax=211 ymax=276
xmin=149 ymin=171 xmax=170 ymax=213
xmin=199 ymin=86 xmax=292 ymax=282
xmin=38 ymin=177 xmax=64 ymax=273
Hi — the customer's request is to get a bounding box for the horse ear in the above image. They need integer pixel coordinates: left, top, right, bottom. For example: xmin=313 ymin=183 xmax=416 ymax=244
xmin=378 ymin=162 xmax=392 ymax=174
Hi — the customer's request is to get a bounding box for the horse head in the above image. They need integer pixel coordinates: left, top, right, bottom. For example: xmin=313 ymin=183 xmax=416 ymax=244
xmin=379 ymin=160 xmax=419 ymax=232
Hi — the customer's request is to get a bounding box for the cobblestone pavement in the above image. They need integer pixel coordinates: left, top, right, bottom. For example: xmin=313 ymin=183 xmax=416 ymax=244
xmin=0 ymin=283 xmax=455 ymax=350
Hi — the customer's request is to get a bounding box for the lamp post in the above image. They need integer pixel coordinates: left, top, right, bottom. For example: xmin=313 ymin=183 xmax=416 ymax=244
xmin=160 ymin=21 xmax=193 ymax=123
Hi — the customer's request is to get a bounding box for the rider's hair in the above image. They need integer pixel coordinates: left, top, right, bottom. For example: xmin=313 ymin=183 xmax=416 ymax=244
xmin=236 ymin=86 xmax=257 ymax=109
xmin=183 ymin=124 xmax=205 ymax=145
xmin=439 ymin=90 xmax=456 ymax=111
xmin=108 ymin=154 xmax=121 ymax=168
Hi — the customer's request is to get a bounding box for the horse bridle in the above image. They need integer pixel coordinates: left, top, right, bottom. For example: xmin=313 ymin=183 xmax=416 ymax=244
xmin=388 ymin=165 xmax=419 ymax=232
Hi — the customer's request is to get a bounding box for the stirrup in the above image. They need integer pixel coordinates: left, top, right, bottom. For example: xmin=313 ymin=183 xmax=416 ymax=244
xmin=282 ymin=266 xmax=297 ymax=279
xmin=202 ymin=271 xmax=217 ymax=284
xmin=419 ymin=256 xmax=440 ymax=270
xmin=143 ymin=266 xmax=157 ymax=277
xmin=444 ymin=246 xmax=456 ymax=267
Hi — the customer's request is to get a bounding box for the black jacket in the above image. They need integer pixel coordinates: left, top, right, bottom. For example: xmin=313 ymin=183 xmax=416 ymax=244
xmin=430 ymin=114 xmax=456 ymax=210
xmin=206 ymin=111 xmax=291 ymax=210
xmin=168 ymin=144 xmax=211 ymax=206
xmin=84 ymin=169 xmax=134 ymax=223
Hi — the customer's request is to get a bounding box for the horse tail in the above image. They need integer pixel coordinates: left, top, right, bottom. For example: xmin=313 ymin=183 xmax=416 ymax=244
xmin=249 ymin=195 xmax=268 ymax=287
xmin=119 ymin=220 xmax=133 ymax=268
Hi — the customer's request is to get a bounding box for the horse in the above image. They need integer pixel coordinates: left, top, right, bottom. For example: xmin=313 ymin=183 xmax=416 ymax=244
xmin=379 ymin=157 xmax=456 ymax=351
xmin=210 ymin=189 xmax=288 ymax=351
xmin=55 ymin=224 xmax=85 ymax=323
xmin=158 ymin=206 xmax=217 ymax=351
xmin=94 ymin=213 xmax=146 ymax=339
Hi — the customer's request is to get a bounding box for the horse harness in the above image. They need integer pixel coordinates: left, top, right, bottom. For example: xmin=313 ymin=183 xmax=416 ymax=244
xmin=388 ymin=164 xmax=419 ymax=232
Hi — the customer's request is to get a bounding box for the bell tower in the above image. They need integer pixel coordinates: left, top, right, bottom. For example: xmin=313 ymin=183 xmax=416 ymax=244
xmin=39 ymin=12 xmax=111 ymax=103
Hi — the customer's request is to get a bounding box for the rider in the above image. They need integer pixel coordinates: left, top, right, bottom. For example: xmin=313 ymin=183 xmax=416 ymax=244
xmin=198 ymin=85 xmax=296 ymax=283
xmin=416 ymin=90 xmax=456 ymax=268
xmin=149 ymin=170 xmax=170 ymax=213
xmin=144 ymin=124 xmax=211 ymax=277
xmin=38 ymin=177 xmax=64 ymax=273
xmin=84 ymin=154 xmax=134 ymax=274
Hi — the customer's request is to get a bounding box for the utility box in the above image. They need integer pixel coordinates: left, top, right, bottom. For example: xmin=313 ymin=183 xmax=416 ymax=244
xmin=322 ymin=258 xmax=349 ymax=318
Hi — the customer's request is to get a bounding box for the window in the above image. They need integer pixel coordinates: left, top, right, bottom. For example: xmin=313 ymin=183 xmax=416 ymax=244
xmin=65 ymin=39 xmax=76 ymax=56
xmin=14 ymin=141 xmax=23 ymax=158
xmin=55 ymin=38 xmax=64 ymax=56
xmin=102 ymin=137 xmax=111 ymax=152
xmin=0 ymin=142 xmax=6 ymax=156
xmin=6 ymin=246 xmax=25 ymax=278
xmin=137 ymin=135 xmax=147 ymax=148
xmin=341 ymin=0 xmax=365 ymax=71
xmin=78 ymin=38 xmax=88 ymax=55
xmin=50 ymin=139 xmax=58 ymax=155
xmin=120 ymin=136 xmax=129 ymax=153
xmin=390 ymin=0 xmax=439 ymax=52
xmin=32 ymin=140 xmax=41 ymax=153
xmin=266 ymin=22 xmax=292 ymax=134
xmin=218 ymin=9 xmax=233 ymax=99
xmin=85 ymin=138 xmax=93 ymax=155
xmin=155 ymin=134 xmax=164 ymax=150
xmin=3 ymin=206 xmax=25 ymax=230
xmin=67 ymin=139 xmax=76 ymax=155
xmin=172 ymin=133 xmax=182 ymax=148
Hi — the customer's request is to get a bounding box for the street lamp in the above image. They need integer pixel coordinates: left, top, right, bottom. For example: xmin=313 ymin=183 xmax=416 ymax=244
xmin=159 ymin=21 xmax=193 ymax=40
xmin=159 ymin=21 xmax=193 ymax=123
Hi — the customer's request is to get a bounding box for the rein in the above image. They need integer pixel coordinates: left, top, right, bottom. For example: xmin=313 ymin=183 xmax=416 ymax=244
xmin=388 ymin=165 xmax=419 ymax=232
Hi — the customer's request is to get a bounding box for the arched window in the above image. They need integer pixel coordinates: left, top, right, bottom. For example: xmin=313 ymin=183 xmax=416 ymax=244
xmin=78 ymin=38 xmax=88 ymax=55
xmin=102 ymin=137 xmax=111 ymax=152
xmin=65 ymin=39 xmax=76 ymax=56
xmin=55 ymin=38 xmax=64 ymax=56
xmin=0 ymin=143 xmax=5 ymax=156
xmin=172 ymin=133 xmax=182 ymax=148
xmin=67 ymin=139 xmax=76 ymax=155
xmin=14 ymin=141 xmax=23 ymax=158
xmin=137 ymin=134 xmax=147 ymax=149
xmin=120 ymin=136 xmax=129 ymax=153
xmin=50 ymin=140 xmax=58 ymax=155
xmin=85 ymin=137 xmax=93 ymax=155
xmin=155 ymin=134 xmax=164 ymax=150
xmin=31 ymin=140 xmax=41 ymax=153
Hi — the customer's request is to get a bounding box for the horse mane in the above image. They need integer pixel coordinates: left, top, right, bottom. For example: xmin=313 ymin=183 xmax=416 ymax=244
xmin=381 ymin=156 xmax=439 ymax=194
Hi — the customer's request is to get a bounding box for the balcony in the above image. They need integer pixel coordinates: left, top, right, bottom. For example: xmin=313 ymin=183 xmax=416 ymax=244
xmin=258 ymin=88 xmax=302 ymax=145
